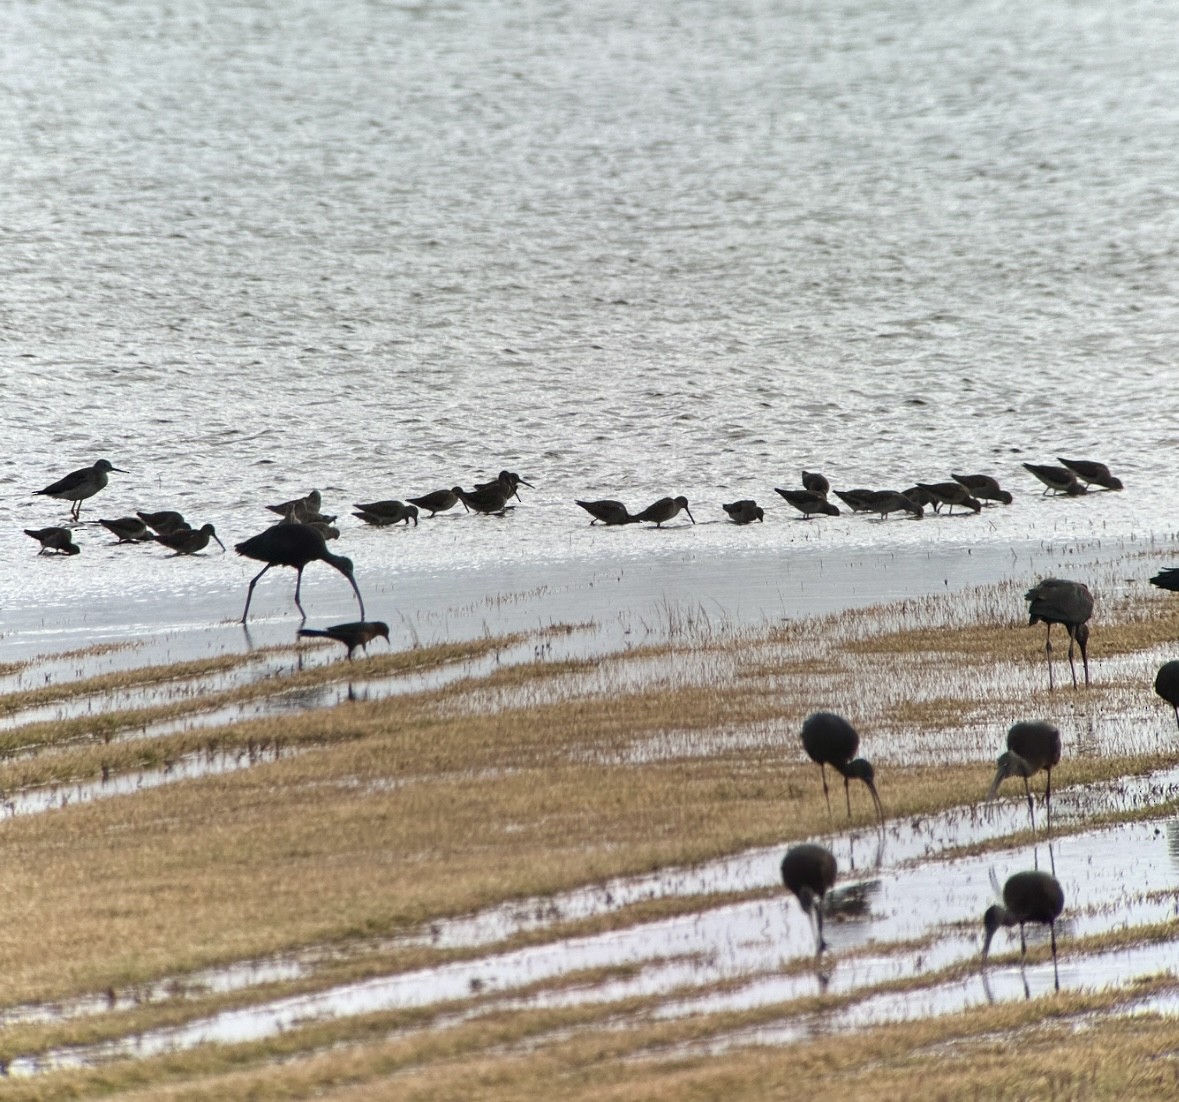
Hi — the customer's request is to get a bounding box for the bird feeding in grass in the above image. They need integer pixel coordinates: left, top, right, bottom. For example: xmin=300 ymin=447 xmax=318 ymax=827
xmin=781 ymin=843 xmax=837 ymax=957
xmin=800 ymin=712 xmax=884 ymax=826
xmin=987 ymin=721 xmax=1062 ymax=833
xmin=982 ymin=870 xmax=1064 ymax=991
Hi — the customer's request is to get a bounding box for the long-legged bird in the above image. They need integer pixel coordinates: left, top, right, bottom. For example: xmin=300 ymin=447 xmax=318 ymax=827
xmin=800 ymin=711 xmax=884 ymax=824
xmin=1025 ymin=578 xmax=1093 ymax=690
xmin=781 ymin=844 xmax=838 ymax=957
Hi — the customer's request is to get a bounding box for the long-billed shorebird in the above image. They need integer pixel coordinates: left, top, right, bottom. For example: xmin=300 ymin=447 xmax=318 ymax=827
xmin=951 ymin=473 xmax=1013 ymax=504
xmin=267 ymin=490 xmax=322 ymax=520
xmin=915 ymin=481 xmax=982 ymax=514
xmin=353 ymin=500 xmax=419 ymax=527
xmin=576 ymin=499 xmax=639 ymax=526
xmin=1023 ymin=463 xmax=1086 ymax=496
xmin=452 ymin=483 xmax=513 ymax=514
xmin=136 ymin=510 xmax=189 ymax=536
xmin=407 ymin=489 xmax=465 ymax=517
xmin=34 ymin=459 xmax=126 ymax=520
xmin=774 ymin=488 xmax=840 ymax=519
xmin=1057 ymin=457 xmax=1122 ymax=491
xmin=475 ymin=470 xmax=534 ymax=501
xmin=634 ymin=495 xmax=695 ymax=527
xmin=100 ymin=517 xmax=153 ymax=543
xmin=298 ymin=621 xmax=390 ymax=661
xmin=1025 ymin=578 xmax=1093 ymax=690
xmin=25 ymin=527 xmax=80 ymax=555
xmin=155 ymin=523 xmax=226 ymax=555
xmin=781 ymin=844 xmax=838 ymax=957
xmin=801 ymin=470 xmax=830 ymax=497
xmin=722 ymin=500 xmax=764 ymax=524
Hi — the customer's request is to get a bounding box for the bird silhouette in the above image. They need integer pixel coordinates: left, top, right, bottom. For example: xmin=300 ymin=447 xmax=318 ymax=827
xmin=100 ymin=517 xmax=153 ymax=543
xmin=156 ymin=523 xmax=226 ymax=555
xmin=781 ymin=843 xmax=837 ymax=957
xmin=634 ymin=496 xmax=695 ymax=527
xmin=1022 ymin=463 xmax=1086 ymax=496
xmin=774 ymin=488 xmax=840 ymax=518
xmin=801 ymin=470 xmax=830 ymax=497
xmin=298 ymin=621 xmax=390 ymax=660
xmin=407 ymin=489 xmax=465 ymax=517
xmin=1154 ymin=661 xmax=1179 ymax=731
xmin=915 ymin=481 xmax=982 ymax=514
xmin=235 ymin=523 xmax=365 ymax=623
xmin=1025 ymin=578 xmax=1093 ymax=689
xmin=1149 ymin=568 xmax=1179 ymax=594
xmin=34 ymin=459 xmax=126 ymax=520
xmin=25 ymin=527 xmax=80 ymax=556
xmin=800 ymin=712 xmax=884 ymax=824
xmin=722 ymin=500 xmax=763 ymax=524
xmin=951 ymin=473 xmax=1013 ymax=505
xmin=1056 ymin=457 xmax=1122 ymax=491
xmin=987 ymin=721 xmax=1062 ymax=832
xmin=474 ymin=470 xmax=533 ymax=501
xmin=576 ymin=499 xmax=639 ymax=526
xmin=353 ymin=500 xmax=419 ymax=527
xmin=982 ymin=870 xmax=1064 ymax=990
xmin=136 ymin=510 xmax=190 ymax=536
xmin=267 ymin=490 xmax=322 ymax=520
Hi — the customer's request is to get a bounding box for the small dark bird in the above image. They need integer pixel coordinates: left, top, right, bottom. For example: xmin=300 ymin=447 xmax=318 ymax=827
xmin=407 ymin=489 xmax=466 ymax=517
xmin=781 ymin=844 xmax=838 ymax=957
xmin=100 ymin=517 xmax=153 ymax=543
xmin=576 ymin=499 xmax=639 ymax=526
xmin=267 ymin=490 xmax=322 ymax=520
xmin=155 ymin=523 xmax=226 ymax=555
xmin=800 ymin=711 xmax=884 ymax=824
xmin=801 ymin=470 xmax=830 ymax=497
xmin=836 ymin=489 xmax=921 ymax=519
xmin=722 ymin=500 xmax=764 ymax=524
xmin=982 ymin=870 xmax=1064 ymax=986
xmin=901 ymin=485 xmax=937 ymax=509
xmin=915 ymin=481 xmax=982 ymax=515
xmin=1023 ymin=463 xmax=1086 ymax=496
xmin=1026 ymin=578 xmax=1094 ymax=690
xmin=1151 ymin=568 xmax=1179 ymax=593
xmin=774 ymin=488 xmax=840 ymax=518
xmin=634 ymin=496 xmax=695 ymax=527
xmin=25 ymin=527 xmax=80 ymax=555
xmin=833 ymin=488 xmax=877 ymax=515
xmin=452 ymin=483 xmax=513 ymax=514
xmin=235 ymin=523 xmax=365 ymax=623
xmin=474 ymin=470 xmax=534 ymax=501
xmin=1153 ymin=661 xmax=1179 ymax=731
xmin=34 ymin=459 xmax=126 ymax=520
xmin=987 ymin=721 xmax=1062 ymax=831
xmin=137 ymin=510 xmax=190 ymax=536
xmin=1057 ymin=457 xmax=1122 ymax=491
xmin=298 ymin=621 xmax=390 ymax=660
xmin=951 ymin=473 xmax=1013 ymax=505
xmin=353 ymin=501 xmax=419 ymax=527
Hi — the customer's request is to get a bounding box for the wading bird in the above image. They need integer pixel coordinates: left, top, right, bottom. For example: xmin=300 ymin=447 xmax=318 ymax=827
xmin=1149 ymin=568 xmax=1179 ymax=594
xmin=987 ymin=721 xmax=1062 ymax=832
xmin=774 ymin=488 xmax=840 ymax=519
xmin=576 ymin=499 xmax=639 ymax=525
xmin=452 ymin=483 xmax=513 ymax=514
xmin=1025 ymin=578 xmax=1093 ymax=690
xmin=298 ymin=621 xmax=390 ymax=660
xmin=915 ymin=481 xmax=982 ymax=515
xmin=722 ymin=500 xmax=763 ymax=524
xmin=781 ymin=843 xmax=838 ymax=957
xmin=137 ymin=510 xmax=189 ymax=536
xmin=634 ymin=496 xmax=695 ymax=527
xmin=800 ymin=711 xmax=884 ymax=824
xmin=267 ymin=490 xmax=322 ymax=520
xmin=407 ymin=489 xmax=465 ymax=517
xmin=1057 ymin=457 xmax=1122 ymax=491
xmin=34 ymin=459 xmax=126 ymax=520
xmin=235 ymin=523 xmax=365 ymax=623
xmin=801 ymin=470 xmax=830 ymax=497
xmin=951 ymin=473 xmax=1013 ymax=504
xmin=24 ymin=527 xmax=80 ymax=555
xmin=100 ymin=517 xmax=153 ymax=543
xmin=353 ymin=500 xmax=419 ymax=527
xmin=1154 ymin=661 xmax=1179 ymax=731
xmin=982 ymin=870 xmax=1064 ymax=988
xmin=475 ymin=470 xmax=533 ymax=501
xmin=155 ymin=523 xmax=226 ymax=555
xmin=1022 ymin=463 xmax=1086 ymax=496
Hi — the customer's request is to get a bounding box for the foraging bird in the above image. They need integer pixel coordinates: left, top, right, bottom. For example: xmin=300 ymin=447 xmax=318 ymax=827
xmin=100 ymin=516 xmax=153 ymax=543
xmin=836 ymin=489 xmax=921 ymax=519
xmin=915 ymin=481 xmax=982 ymax=515
xmin=235 ymin=523 xmax=365 ymax=623
xmin=267 ymin=490 xmax=322 ymax=520
xmin=298 ymin=620 xmax=390 ymax=660
xmin=474 ymin=470 xmax=533 ymax=501
xmin=951 ymin=473 xmax=1013 ymax=505
xmin=722 ymin=500 xmax=764 ymax=524
xmin=901 ymin=485 xmax=937 ymax=510
xmin=981 ymin=870 xmax=1064 ymax=984
xmin=34 ymin=459 xmax=126 ymax=520
xmin=155 ymin=523 xmax=226 ymax=555
xmin=774 ymin=488 xmax=840 ymax=518
xmin=1025 ymin=578 xmax=1093 ymax=690
xmin=452 ymin=483 xmax=513 ymax=514
xmin=576 ymin=499 xmax=639 ymax=526
xmin=780 ymin=844 xmax=838 ymax=957
xmin=833 ymin=488 xmax=878 ymax=515
xmin=801 ymin=471 xmax=830 ymax=497
xmin=1150 ymin=568 xmax=1179 ymax=593
xmin=1023 ymin=463 xmax=1086 ymax=496
xmin=1057 ymin=457 xmax=1122 ymax=491
xmin=1154 ymin=661 xmax=1179 ymax=731
xmin=987 ymin=721 xmax=1062 ymax=831
xmin=407 ymin=489 xmax=465 ymax=517
xmin=353 ymin=500 xmax=419 ymax=527
xmin=136 ymin=510 xmax=190 ymax=536
xmin=634 ymin=496 xmax=695 ymax=527
xmin=800 ymin=712 xmax=884 ymax=824
xmin=24 ymin=527 xmax=80 ymax=556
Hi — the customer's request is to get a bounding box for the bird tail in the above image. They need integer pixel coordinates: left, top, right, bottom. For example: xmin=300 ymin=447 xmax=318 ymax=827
xmin=297 ymin=629 xmax=330 ymax=639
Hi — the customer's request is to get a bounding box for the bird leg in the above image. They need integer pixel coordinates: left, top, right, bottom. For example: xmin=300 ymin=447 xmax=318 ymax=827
xmin=1022 ymin=776 xmax=1036 ymax=835
xmin=1065 ymin=633 xmax=1079 ymax=689
xmin=1044 ymin=624 xmax=1055 ymax=691
xmin=241 ymin=564 xmax=273 ymax=623
xmin=293 ymin=566 xmax=308 ymax=620
xmin=820 ymin=764 xmax=833 ymax=818
xmin=1050 ymin=922 xmax=1060 ymax=992
xmin=844 ymin=775 xmax=853 ymax=818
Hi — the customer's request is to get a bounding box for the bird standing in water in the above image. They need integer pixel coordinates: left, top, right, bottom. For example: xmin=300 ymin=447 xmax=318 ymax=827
xmin=298 ymin=621 xmax=390 ymax=660
xmin=781 ymin=844 xmax=838 ymax=957
xmin=1025 ymin=578 xmax=1093 ymax=690
xmin=800 ymin=712 xmax=884 ymax=825
xmin=34 ymin=459 xmax=126 ymax=520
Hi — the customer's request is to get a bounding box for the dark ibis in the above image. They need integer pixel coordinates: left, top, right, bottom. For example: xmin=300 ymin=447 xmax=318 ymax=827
xmin=1056 ymin=457 xmax=1122 ymax=491
xmin=780 ymin=843 xmax=837 ymax=956
xmin=34 ymin=459 xmax=126 ymax=520
xmin=800 ymin=712 xmax=884 ymax=824
xmin=156 ymin=523 xmax=226 ymax=555
xmin=634 ymin=496 xmax=694 ymax=527
xmin=774 ymin=488 xmax=840 ymax=518
xmin=1149 ymin=568 xmax=1179 ymax=594
xmin=235 ymin=523 xmax=365 ymax=623
xmin=951 ymin=473 xmax=1013 ymax=504
xmin=25 ymin=527 xmax=80 ymax=556
xmin=1022 ymin=463 xmax=1086 ymax=496
xmin=722 ymin=500 xmax=763 ymax=525
xmin=576 ymin=499 xmax=639 ymax=526
xmin=407 ymin=489 xmax=465 ymax=517
xmin=982 ymin=870 xmax=1064 ymax=988
xmin=1025 ymin=578 xmax=1093 ymax=690
xmin=298 ymin=621 xmax=390 ymax=660
xmin=1154 ymin=661 xmax=1179 ymax=731
xmin=987 ymin=721 xmax=1062 ymax=831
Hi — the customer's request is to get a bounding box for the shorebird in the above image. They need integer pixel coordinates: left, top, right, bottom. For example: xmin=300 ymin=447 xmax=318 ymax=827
xmin=100 ymin=517 xmax=153 ymax=543
xmin=901 ymin=485 xmax=937 ymax=510
xmin=800 ymin=712 xmax=884 ymax=824
xmin=267 ymin=490 xmax=322 ymax=520
xmin=1023 ymin=463 xmax=1086 ymax=496
xmin=576 ymin=499 xmax=639 ymax=526
xmin=774 ymin=488 xmax=840 ymax=519
xmin=1025 ymin=578 xmax=1093 ymax=690
xmin=833 ymin=488 xmax=877 ymax=515
xmin=452 ymin=483 xmax=513 ymax=514
xmin=298 ymin=621 xmax=390 ymax=660
xmin=836 ymin=489 xmax=921 ymax=519
xmin=982 ymin=870 xmax=1064 ymax=987
xmin=987 ymin=721 xmax=1062 ymax=832
xmin=722 ymin=500 xmax=764 ymax=524
xmin=634 ymin=496 xmax=695 ymax=527
xmin=951 ymin=473 xmax=1013 ymax=505
xmin=353 ymin=501 xmax=419 ymax=527
xmin=155 ymin=523 xmax=226 ymax=555
xmin=407 ymin=489 xmax=465 ymax=517
xmin=1154 ymin=661 xmax=1179 ymax=731
xmin=24 ymin=527 xmax=80 ymax=555
xmin=801 ymin=470 xmax=830 ymax=497
xmin=34 ymin=459 xmax=126 ymax=520
xmin=136 ymin=510 xmax=190 ymax=536
xmin=915 ymin=481 xmax=982 ymax=514
xmin=780 ymin=844 xmax=838 ymax=957
xmin=475 ymin=470 xmax=534 ymax=501
xmin=1057 ymin=457 xmax=1122 ymax=491
xmin=235 ymin=523 xmax=365 ymax=623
